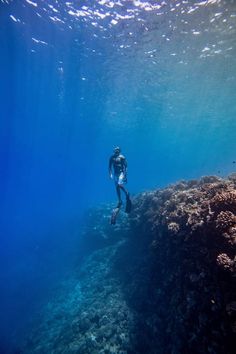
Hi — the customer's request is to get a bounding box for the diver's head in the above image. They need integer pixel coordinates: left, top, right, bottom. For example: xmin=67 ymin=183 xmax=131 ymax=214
xmin=114 ymin=146 xmax=121 ymax=155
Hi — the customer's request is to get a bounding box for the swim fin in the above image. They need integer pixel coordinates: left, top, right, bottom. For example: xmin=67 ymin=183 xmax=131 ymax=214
xmin=125 ymin=196 xmax=132 ymax=213
xmin=110 ymin=207 xmax=120 ymax=225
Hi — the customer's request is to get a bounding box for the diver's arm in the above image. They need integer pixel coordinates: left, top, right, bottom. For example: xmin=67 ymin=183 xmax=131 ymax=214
xmin=123 ymin=157 xmax=128 ymax=176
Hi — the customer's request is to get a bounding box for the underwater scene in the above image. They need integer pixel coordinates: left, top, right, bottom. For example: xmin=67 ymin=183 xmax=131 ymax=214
xmin=0 ymin=0 xmax=236 ymax=353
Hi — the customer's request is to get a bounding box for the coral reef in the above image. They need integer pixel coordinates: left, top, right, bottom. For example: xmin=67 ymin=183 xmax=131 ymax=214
xmin=21 ymin=174 xmax=236 ymax=353
xmin=127 ymin=174 xmax=236 ymax=353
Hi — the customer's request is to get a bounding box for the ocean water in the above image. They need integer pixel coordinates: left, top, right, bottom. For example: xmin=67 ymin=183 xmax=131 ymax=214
xmin=0 ymin=0 xmax=236 ymax=352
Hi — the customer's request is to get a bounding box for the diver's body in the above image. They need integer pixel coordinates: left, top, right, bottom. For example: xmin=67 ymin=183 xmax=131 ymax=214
xmin=109 ymin=147 xmax=130 ymax=209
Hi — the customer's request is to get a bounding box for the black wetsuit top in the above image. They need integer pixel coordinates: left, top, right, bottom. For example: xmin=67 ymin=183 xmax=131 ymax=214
xmin=109 ymin=154 xmax=127 ymax=176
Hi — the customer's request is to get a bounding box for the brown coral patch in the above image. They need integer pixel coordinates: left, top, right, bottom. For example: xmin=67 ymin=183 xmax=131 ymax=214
xmin=210 ymin=191 xmax=236 ymax=213
xmin=167 ymin=222 xmax=180 ymax=234
xmin=216 ymin=253 xmax=233 ymax=271
xmin=215 ymin=211 xmax=236 ymax=231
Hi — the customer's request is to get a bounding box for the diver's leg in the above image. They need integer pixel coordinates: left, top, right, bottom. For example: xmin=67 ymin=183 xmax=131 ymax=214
xmin=116 ymin=185 xmax=122 ymax=207
xmin=120 ymin=185 xmax=130 ymax=199
xmin=120 ymin=185 xmax=132 ymax=213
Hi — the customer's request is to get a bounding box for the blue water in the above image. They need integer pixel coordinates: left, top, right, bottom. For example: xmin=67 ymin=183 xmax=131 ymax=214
xmin=0 ymin=0 xmax=236 ymax=351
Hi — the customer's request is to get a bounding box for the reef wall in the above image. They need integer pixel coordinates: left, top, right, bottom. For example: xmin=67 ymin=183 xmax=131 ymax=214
xmin=125 ymin=174 xmax=236 ymax=353
xmin=22 ymin=175 xmax=236 ymax=354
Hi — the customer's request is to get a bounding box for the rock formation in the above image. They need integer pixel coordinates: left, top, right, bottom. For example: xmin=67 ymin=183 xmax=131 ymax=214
xmin=22 ymin=174 xmax=236 ymax=353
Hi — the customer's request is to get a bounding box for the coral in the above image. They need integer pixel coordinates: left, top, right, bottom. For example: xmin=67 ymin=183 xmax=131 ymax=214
xmin=216 ymin=211 xmax=236 ymax=231
xmin=210 ymin=191 xmax=236 ymax=213
xmin=167 ymin=222 xmax=180 ymax=234
xmin=216 ymin=253 xmax=233 ymax=271
xmin=228 ymin=173 xmax=236 ymax=183
xmin=21 ymin=174 xmax=236 ymax=354
xmin=199 ymin=175 xmax=222 ymax=184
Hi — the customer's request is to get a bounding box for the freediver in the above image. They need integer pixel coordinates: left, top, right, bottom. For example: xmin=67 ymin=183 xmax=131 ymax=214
xmin=109 ymin=146 xmax=132 ymax=215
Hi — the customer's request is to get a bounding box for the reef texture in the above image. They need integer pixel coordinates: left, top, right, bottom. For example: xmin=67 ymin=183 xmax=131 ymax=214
xmin=22 ymin=174 xmax=236 ymax=354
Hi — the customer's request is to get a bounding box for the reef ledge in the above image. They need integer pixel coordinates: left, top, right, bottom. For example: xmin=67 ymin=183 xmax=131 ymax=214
xmin=23 ymin=174 xmax=236 ymax=354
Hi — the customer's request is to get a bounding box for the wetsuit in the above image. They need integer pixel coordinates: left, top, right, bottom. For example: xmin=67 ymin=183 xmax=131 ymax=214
xmin=109 ymin=154 xmax=127 ymax=185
